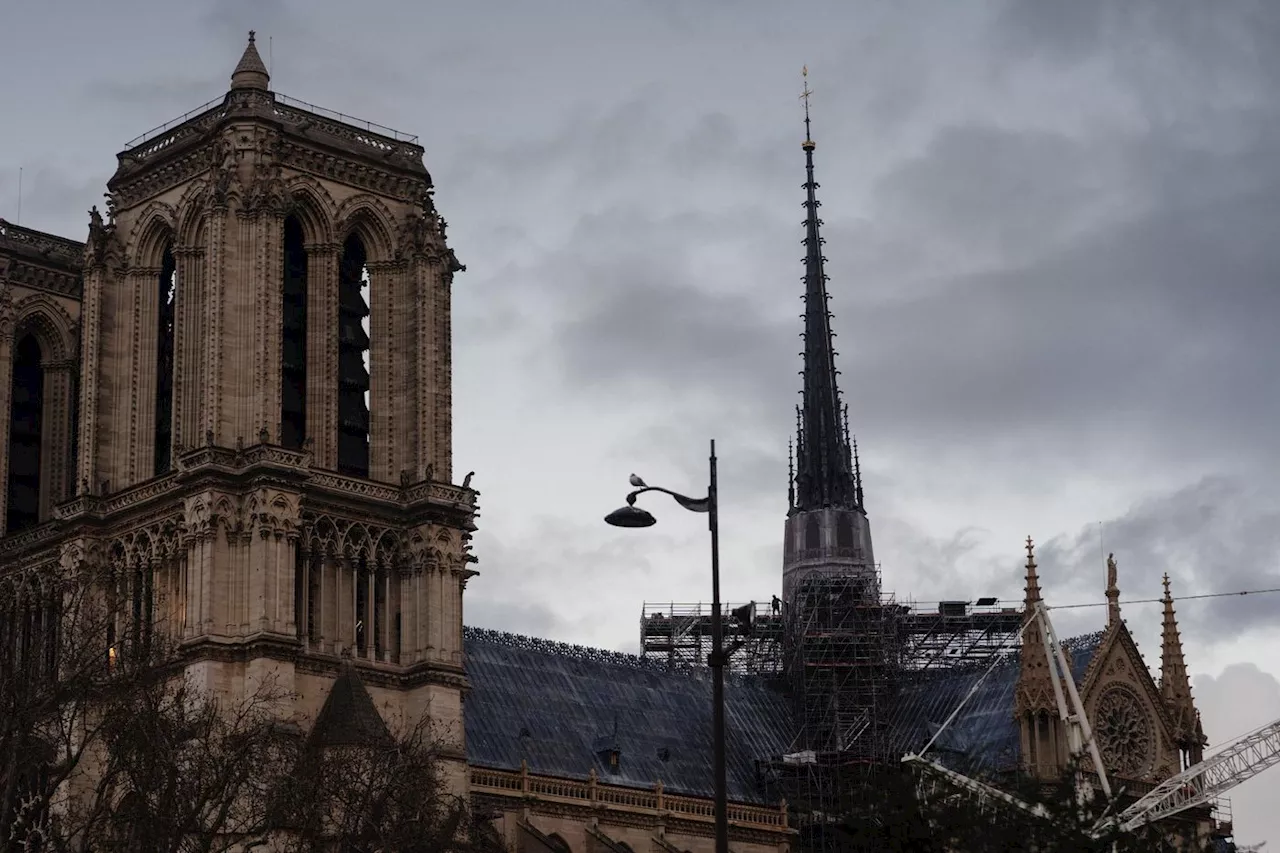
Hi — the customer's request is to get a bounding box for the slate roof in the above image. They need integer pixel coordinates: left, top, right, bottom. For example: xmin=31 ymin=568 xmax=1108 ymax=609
xmin=888 ymin=631 xmax=1104 ymax=778
xmin=462 ymin=627 xmax=793 ymax=804
xmin=310 ymin=661 xmax=393 ymax=747
xmin=462 ymin=626 xmax=1104 ymax=801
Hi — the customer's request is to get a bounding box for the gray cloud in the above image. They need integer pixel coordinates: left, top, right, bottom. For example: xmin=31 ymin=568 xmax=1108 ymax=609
xmin=1040 ymin=476 xmax=1280 ymax=642
xmin=1194 ymin=663 xmax=1280 ymax=847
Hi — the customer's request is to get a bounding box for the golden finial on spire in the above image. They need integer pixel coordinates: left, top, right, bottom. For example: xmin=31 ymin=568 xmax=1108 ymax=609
xmin=800 ymin=66 xmax=815 ymax=150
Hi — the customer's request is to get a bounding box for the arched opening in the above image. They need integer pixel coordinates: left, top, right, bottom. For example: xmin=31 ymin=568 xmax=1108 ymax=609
xmin=337 ymin=233 xmax=370 ymax=477
xmin=7 ymin=333 xmax=44 ymax=532
xmin=154 ymin=246 xmax=177 ymax=475
xmin=281 ymin=215 xmax=308 ymax=449
xmin=804 ymin=517 xmax=821 ymax=550
xmin=836 ymin=515 xmax=855 ymax=549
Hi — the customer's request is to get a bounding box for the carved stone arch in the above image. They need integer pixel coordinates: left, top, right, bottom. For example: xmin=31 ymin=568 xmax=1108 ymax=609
xmin=152 ymin=517 xmax=182 ymax=559
xmin=10 ymin=296 xmax=76 ymax=363
xmin=174 ymin=181 xmax=210 ymax=248
xmin=284 ymin=178 xmax=338 ymax=245
xmin=126 ymin=203 xmax=179 ymax=269
xmin=343 ymin=521 xmax=375 ymax=562
xmin=102 ymin=540 xmax=129 ymax=588
xmin=307 ymin=513 xmax=340 ymax=556
xmin=335 ymin=195 xmax=398 ymax=262
xmin=132 ymin=530 xmax=151 ymax=563
xmin=212 ymin=495 xmax=240 ymax=538
xmin=373 ymin=529 xmax=401 ymax=570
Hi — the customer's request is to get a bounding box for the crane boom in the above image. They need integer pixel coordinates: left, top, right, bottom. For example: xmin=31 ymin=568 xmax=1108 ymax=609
xmin=902 ymin=754 xmax=1049 ymax=821
xmin=1113 ymin=718 xmax=1280 ymax=833
xmin=904 ymin=595 xmax=1280 ymax=838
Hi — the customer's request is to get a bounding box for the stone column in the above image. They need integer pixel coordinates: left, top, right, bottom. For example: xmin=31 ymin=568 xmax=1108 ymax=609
xmin=365 ymin=260 xmax=400 ymax=482
xmin=134 ymin=266 xmax=161 ymax=481
xmin=411 ymin=257 xmax=438 ymax=480
xmin=251 ymin=215 xmax=283 ymax=440
xmin=76 ymin=263 xmax=107 ymax=490
xmin=40 ymin=358 xmax=77 ymax=511
xmin=0 ymin=284 xmax=15 ymax=530
xmin=434 ymin=270 xmax=454 ymax=482
xmin=172 ymin=247 xmax=205 ymax=455
xmin=203 ymin=207 xmax=228 ymax=445
xmin=305 ymin=244 xmax=338 ymax=469
xmin=398 ymin=566 xmax=416 ymax=664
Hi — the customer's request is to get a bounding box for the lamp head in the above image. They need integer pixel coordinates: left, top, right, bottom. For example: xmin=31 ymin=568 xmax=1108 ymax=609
xmin=604 ymin=504 xmax=657 ymax=528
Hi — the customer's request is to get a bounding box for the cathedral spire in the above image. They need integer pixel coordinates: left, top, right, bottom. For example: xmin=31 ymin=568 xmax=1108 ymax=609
xmin=231 ymin=31 xmax=270 ymax=91
xmin=1015 ymin=537 xmax=1057 ymax=723
xmin=1023 ymin=535 xmax=1042 ymax=608
xmin=791 ymin=67 xmax=858 ymax=515
xmin=1160 ymin=574 xmax=1202 ymax=752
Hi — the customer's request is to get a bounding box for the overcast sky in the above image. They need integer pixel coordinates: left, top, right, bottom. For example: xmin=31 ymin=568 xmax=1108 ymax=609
xmin=3 ymin=0 xmax=1279 ymax=843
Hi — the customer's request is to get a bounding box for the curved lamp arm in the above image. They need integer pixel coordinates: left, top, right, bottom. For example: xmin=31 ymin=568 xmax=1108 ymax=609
xmin=625 ymin=485 xmax=711 ymax=514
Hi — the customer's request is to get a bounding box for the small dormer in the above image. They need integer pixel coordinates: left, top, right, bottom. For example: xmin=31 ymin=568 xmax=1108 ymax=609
xmin=592 ymin=733 xmax=621 ymax=774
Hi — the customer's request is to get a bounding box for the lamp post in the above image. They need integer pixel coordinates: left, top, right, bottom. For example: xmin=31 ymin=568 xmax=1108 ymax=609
xmin=604 ymin=439 xmax=729 ymax=853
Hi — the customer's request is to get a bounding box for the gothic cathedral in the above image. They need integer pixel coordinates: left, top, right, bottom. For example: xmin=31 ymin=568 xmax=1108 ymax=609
xmin=1 ymin=33 xmax=478 ymax=794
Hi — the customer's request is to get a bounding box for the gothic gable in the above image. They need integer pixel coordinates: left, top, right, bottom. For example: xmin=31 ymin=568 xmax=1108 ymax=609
xmin=1079 ymin=621 xmax=1180 ymax=783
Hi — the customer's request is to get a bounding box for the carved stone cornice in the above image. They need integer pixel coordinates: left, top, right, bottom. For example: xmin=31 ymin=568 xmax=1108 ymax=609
xmin=0 ymin=219 xmax=85 ymax=272
xmin=110 ymin=90 xmax=432 ymax=210
xmin=0 ymin=260 xmax=83 ymax=298
xmin=292 ymin=647 xmax=468 ymax=691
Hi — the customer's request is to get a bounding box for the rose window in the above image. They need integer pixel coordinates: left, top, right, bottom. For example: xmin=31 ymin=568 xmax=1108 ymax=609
xmin=1094 ymin=685 xmax=1154 ymax=777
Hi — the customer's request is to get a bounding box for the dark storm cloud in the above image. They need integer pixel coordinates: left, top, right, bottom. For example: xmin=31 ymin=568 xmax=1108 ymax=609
xmin=995 ymin=0 xmax=1280 ymax=88
xmin=529 ymin=41 xmax=1280 ymax=494
xmin=1036 ymin=476 xmax=1280 ymax=642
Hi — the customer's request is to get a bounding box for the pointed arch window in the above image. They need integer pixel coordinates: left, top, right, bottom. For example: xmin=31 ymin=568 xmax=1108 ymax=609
xmin=281 ymin=215 xmax=308 ymax=449
xmin=154 ymin=246 xmax=177 ymax=475
xmin=836 ymin=515 xmax=855 ymax=549
xmin=804 ymin=517 xmax=821 ymax=550
xmin=7 ymin=333 xmax=44 ymax=532
xmin=337 ymin=233 xmax=370 ymax=478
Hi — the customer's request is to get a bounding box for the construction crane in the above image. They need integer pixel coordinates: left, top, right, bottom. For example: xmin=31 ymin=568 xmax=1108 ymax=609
xmin=902 ymin=601 xmax=1280 ymax=840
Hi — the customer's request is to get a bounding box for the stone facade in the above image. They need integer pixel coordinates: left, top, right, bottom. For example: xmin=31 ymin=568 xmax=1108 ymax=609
xmin=1 ymin=34 xmax=476 ymax=802
xmin=1014 ymin=544 xmax=1218 ymax=847
xmin=0 ymin=34 xmax=793 ymax=853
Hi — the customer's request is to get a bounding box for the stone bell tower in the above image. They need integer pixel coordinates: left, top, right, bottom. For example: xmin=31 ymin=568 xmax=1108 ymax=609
xmin=62 ymin=33 xmax=477 ymax=784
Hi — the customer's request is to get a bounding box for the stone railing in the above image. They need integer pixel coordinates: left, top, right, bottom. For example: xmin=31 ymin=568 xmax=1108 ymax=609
xmin=470 ymin=764 xmax=790 ymax=831
xmin=790 ymin=545 xmax=866 ymax=563
xmin=0 ymin=520 xmax=62 ymax=558
xmin=272 ymin=96 xmax=424 ymax=161
xmin=0 ymin=219 xmax=85 ymax=261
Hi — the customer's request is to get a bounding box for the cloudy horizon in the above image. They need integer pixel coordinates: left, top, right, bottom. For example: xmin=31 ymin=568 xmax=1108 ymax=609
xmin=4 ymin=0 xmax=1279 ymax=843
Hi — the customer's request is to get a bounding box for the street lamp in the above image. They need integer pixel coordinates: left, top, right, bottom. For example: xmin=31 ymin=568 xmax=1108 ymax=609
xmin=604 ymin=440 xmax=730 ymax=853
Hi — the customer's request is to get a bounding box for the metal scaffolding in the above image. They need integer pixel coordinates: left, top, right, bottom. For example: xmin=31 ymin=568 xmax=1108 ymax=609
xmin=641 ymin=573 xmax=1028 ymax=853
xmin=639 ymin=602 xmax=786 ymax=677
